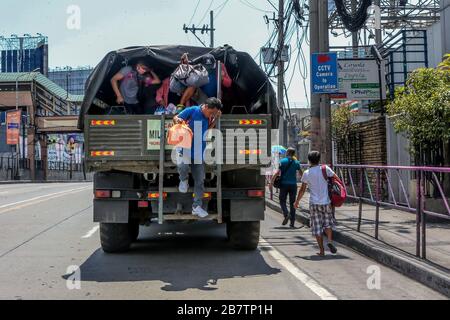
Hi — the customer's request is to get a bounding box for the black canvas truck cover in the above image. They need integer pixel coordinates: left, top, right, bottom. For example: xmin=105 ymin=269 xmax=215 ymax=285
xmin=78 ymin=45 xmax=278 ymax=129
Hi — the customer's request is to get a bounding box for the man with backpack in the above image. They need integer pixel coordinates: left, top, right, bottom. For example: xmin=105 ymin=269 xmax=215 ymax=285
xmin=294 ymin=151 xmax=339 ymax=256
xmin=270 ymin=148 xmax=302 ymax=228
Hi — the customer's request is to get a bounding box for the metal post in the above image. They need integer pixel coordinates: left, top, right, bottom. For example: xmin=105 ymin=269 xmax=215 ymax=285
xmin=216 ymin=62 xmax=223 ymax=224
xmin=375 ymin=169 xmax=380 ymax=239
xmin=421 ymin=170 xmax=427 ymax=259
xmin=358 ymin=168 xmax=364 ymax=232
xmin=158 ymin=115 xmax=166 ymax=225
xmin=416 ymin=170 xmax=422 ymax=257
xmin=210 ymin=11 xmax=214 ymax=48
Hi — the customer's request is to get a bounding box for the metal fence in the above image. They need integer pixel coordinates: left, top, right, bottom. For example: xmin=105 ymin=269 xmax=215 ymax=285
xmin=267 ymin=164 xmax=450 ymax=261
xmin=333 ymin=164 xmax=449 ymax=260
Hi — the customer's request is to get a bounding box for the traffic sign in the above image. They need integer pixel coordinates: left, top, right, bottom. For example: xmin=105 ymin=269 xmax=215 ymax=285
xmin=311 ymin=52 xmax=339 ymax=94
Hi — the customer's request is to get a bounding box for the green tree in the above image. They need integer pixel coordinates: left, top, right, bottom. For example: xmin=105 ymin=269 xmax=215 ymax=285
xmin=332 ymin=104 xmax=356 ymax=164
xmin=387 ymin=66 xmax=450 ymax=166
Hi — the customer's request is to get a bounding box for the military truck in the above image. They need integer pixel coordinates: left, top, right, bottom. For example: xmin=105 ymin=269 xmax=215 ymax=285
xmin=78 ymin=45 xmax=278 ymax=253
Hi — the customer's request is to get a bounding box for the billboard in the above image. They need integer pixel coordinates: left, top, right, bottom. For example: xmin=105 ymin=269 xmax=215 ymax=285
xmin=6 ymin=110 xmax=21 ymax=145
xmin=332 ymin=59 xmax=386 ymax=100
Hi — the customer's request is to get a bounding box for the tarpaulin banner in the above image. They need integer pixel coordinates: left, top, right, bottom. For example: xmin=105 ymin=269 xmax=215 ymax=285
xmin=6 ymin=110 xmax=21 ymax=145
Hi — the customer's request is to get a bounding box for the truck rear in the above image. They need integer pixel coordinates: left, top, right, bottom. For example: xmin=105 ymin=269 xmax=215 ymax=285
xmin=79 ymin=45 xmax=278 ymax=253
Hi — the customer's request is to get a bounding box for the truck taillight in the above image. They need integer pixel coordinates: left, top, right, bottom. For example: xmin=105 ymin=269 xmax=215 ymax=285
xmin=91 ymin=120 xmax=116 ymax=126
xmin=148 ymin=192 xmax=168 ymax=200
xmin=95 ymin=190 xmax=111 ymax=198
xmin=138 ymin=201 xmax=149 ymax=208
xmin=248 ymin=190 xmax=264 ymax=198
xmin=91 ymin=151 xmax=115 ymax=157
xmin=239 ymin=120 xmax=263 ymax=125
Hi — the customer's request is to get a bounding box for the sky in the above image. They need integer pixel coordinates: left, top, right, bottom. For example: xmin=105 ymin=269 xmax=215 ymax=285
xmin=0 ymin=0 xmax=351 ymax=107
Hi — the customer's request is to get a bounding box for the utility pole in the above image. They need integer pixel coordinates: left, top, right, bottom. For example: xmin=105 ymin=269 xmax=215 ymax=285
xmin=277 ymin=0 xmax=286 ymax=146
xmin=310 ymin=0 xmax=332 ymax=165
xmin=374 ymin=0 xmax=382 ymax=46
xmin=351 ymin=0 xmax=359 ymax=57
xmin=183 ymin=11 xmax=215 ymax=48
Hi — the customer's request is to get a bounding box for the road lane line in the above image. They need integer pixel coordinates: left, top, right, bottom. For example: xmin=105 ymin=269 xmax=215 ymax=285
xmin=82 ymin=225 xmax=99 ymax=239
xmin=260 ymin=237 xmax=338 ymax=300
xmin=0 ymin=186 xmax=91 ymax=214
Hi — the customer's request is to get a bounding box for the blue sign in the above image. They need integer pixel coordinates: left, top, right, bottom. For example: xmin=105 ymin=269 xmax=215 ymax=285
xmin=311 ymin=52 xmax=339 ymax=94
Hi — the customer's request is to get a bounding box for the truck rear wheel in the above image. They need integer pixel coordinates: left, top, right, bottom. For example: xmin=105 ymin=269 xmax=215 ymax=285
xmin=227 ymin=221 xmax=260 ymax=250
xmin=100 ymin=223 xmax=132 ymax=253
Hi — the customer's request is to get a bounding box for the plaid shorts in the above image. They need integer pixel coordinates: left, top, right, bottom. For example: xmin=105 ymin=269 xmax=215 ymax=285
xmin=309 ymin=204 xmax=336 ymax=236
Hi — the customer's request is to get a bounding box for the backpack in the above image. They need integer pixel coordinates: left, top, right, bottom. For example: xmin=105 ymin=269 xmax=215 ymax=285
xmin=321 ymin=165 xmax=347 ymax=207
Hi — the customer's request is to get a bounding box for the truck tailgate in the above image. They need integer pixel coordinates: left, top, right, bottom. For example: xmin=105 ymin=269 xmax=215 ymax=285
xmin=85 ymin=114 xmax=272 ymax=168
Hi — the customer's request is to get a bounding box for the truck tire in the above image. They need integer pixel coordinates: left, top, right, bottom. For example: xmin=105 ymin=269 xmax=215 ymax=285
xmin=227 ymin=221 xmax=260 ymax=250
xmin=100 ymin=223 xmax=132 ymax=253
xmin=129 ymin=220 xmax=140 ymax=242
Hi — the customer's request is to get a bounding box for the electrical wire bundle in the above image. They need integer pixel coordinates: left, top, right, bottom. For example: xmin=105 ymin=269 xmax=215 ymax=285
xmin=334 ymin=0 xmax=373 ymax=32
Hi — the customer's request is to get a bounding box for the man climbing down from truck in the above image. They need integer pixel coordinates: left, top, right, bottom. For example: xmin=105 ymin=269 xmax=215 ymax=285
xmin=294 ymin=151 xmax=339 ymax=257
xmin=172 ymin=97 xmax=223 ymax=218
xmin=111 ymin=60 xmax=161 ymax=114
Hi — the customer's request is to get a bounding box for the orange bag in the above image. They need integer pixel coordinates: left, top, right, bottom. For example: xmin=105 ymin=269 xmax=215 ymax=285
xmin=167 ymin=123 xmax=193 ymax=149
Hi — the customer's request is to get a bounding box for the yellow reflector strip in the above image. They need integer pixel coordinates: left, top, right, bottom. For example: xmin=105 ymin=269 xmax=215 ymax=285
xmin=148 ymin=193 xmax=168 ymax=199
xmin=90 ymin=151 xmax=115 ymax=157
xmin=239 ymin=150 xmax=262 ymax=155
xmin=239 ymin=120 xmax=263 ymax=125
xmin=193 ymin=193 xmax=212 ymax=199
xmin=91 ymin=120 xmax=116 ymax=126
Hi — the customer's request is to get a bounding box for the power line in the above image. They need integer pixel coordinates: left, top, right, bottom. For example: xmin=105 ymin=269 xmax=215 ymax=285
xmin=239 ymin=0 xmax=272 ymax=13
xmin=198 ymin=0 xmax=215 ymax=24
xmin=189 ymin=0 xmax=202 ymax=25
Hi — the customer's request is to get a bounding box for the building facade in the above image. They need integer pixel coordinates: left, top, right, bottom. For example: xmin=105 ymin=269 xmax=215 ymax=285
xmin=48 ymin=67 xmax=93 ymax=95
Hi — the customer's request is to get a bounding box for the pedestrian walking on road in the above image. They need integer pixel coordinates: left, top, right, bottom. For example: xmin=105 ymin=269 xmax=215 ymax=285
xmin=294 ymin=151 xmax=338 ymax=256
xmin=270 ymin=148 xmax=302 ymax=228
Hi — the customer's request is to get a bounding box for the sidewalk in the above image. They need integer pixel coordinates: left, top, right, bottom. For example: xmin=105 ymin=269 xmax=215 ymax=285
xmin=266 ymin=188 xmax=450 ymax=297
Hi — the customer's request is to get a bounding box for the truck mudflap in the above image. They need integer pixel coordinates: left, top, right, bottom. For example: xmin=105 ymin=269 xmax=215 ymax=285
xmin=230 ymin=199 xmax=265 ymax=222
xmin=94 ymin=200 xmax=129 ymax=223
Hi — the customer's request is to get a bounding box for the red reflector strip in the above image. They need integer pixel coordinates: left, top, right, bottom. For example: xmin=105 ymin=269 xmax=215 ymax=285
xmin=95 ymin=190 xmax=111 ymax=198
xmin=138 ymin=201 xmax=149 ymax=208
xmin=91 ymin=120 xmax=116 ymax=126
xmin=239 ymin=150 xmax=262 ymax=155
xmin=239 ymin=120 xmax=263 ymax=125
xmin=248 ymin=190 xmax=265 ymax=198
xmin=90 ymin=151 xmax=115 ymax=157
xmin=148 ymin=193 xmax=168 ymax=200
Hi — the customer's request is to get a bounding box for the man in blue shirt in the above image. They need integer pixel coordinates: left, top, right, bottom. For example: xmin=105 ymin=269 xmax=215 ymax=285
xmin=173 ymin=97 xmax=223 ymax=218
xmin=270 ymin=148 xmax=302 ymax=228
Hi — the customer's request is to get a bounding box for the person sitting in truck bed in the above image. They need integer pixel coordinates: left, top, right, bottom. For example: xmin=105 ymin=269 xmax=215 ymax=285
xmin=178 ymin=54 xmax=232 ymax=107
xmin=172 ymin=97 xmax=223 ymax=218
xmin=110 ymin=60 xmax=161 ymax=114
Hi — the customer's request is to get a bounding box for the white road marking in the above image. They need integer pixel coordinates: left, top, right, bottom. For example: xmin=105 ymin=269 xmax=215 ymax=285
xmin=260 ymin=237 xmax=338 ymax=300
xmin=0 ymin=186 xmax=91 ymax=214
xmin=82 ymin=225 xmax=100 ymax=239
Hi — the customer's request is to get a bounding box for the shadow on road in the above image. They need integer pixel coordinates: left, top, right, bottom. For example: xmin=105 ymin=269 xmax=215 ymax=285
xmin=64 ymin=222 xmax=281 ymax=292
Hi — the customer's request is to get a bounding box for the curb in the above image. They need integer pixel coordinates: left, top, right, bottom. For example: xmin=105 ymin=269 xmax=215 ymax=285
xmin=266 ymin=198 xmax=450 ymax=298
xmin=0 ymin=180 xmax=93 ymax=185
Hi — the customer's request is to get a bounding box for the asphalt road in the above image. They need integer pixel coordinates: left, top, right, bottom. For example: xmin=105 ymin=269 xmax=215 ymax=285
xmin=0 ymin=182 xmax=445 ymax=300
